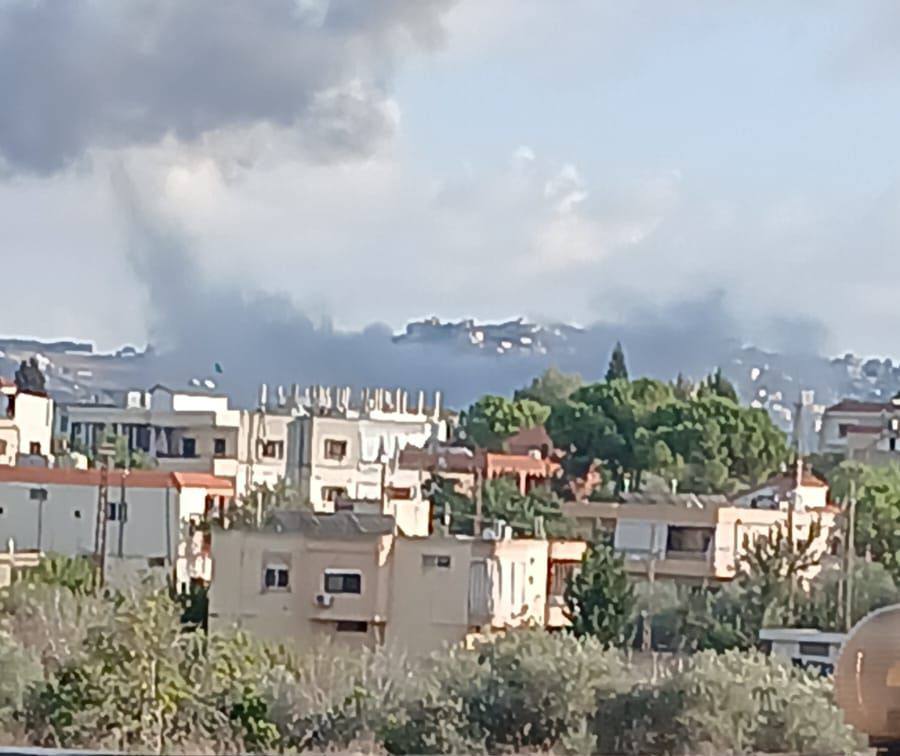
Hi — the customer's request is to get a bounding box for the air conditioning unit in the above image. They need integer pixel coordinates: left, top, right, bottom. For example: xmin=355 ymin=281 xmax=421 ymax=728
xmin=314 ymin=593 xmax=334 ymax=608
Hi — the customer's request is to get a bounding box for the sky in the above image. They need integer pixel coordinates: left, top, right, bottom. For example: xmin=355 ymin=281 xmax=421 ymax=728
xmin=2 ymin=0 xmax=900 ymax=358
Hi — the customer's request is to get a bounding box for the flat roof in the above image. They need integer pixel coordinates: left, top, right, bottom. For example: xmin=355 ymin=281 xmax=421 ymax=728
xmin=0 ymin=467 xmax=233 ymax=494
xmin=759 ymin=628 xmax=846 ymax=644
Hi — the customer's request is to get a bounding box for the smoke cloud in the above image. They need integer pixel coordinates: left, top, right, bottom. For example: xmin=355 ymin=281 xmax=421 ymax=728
xmin=0 ymin=0 xmax=454 ymax=173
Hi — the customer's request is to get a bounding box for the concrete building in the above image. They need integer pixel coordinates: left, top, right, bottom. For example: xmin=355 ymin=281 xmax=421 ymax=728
xmin=0 ymin=380 xmax=53 ymax=466
xmin=0 ymin=467 xmax=234 ymax=591
xmin=563 ymin=489 xmax=836 ymax=582
xmin=56 ymin=385 xmax=294 ymax=495
xmin=758 ymin=627 xmax=845 ymax=675
xmin=208 ymin=511 xmax=562 ymax=657
xmin=732 ymin=469 xmax=829 ymax=511
xmin=285 ymin=386 xmax=447 ymax=512
xmin=819 ymin=397 xmax=900 ymax=462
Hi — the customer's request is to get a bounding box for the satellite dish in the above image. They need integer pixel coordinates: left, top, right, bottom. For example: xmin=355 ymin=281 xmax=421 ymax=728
xmin=203 ymin=379 xmax=216 ymax=390
xmin=189 ymin=378 xmax=201 ymax=387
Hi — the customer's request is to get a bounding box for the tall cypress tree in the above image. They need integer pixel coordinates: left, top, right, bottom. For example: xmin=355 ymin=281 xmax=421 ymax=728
xmin=605 ymin=341 xmax=629 ymax=382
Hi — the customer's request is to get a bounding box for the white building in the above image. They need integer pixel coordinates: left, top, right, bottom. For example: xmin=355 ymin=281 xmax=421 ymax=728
xmin=285 ymin=386 xmax=447 ymax=516
xmin=56 ymin=385 xmax=293 ymax=495
xmin=0 ymin=380 xmax=54 ymax=466
xmin=759 ymin=628 xmax=846 ymax=674
xmin=731 ymin=467 xmax=829 ymax=511
xmin=0 ymin=466 xmax=234 ymax=591
xmin=819 ymin=397 xmax=900 ymax=461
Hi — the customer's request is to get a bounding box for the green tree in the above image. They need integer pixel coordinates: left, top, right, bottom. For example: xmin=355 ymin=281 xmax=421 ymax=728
xmin=564 ymin=540 xmax=635 ymax=645
xmin=16 ymin=554 xmax=96 ymax=595
xmin=458 ymin=395 xmax=550 ymax=450
xmin=605 ymin=341 xmax=629 ymax=382
xmin=514 ymin=367 xmax=583 ymax=408
xmin=696 ymin=367 xmax=739 ymax=402
xmin=829 ymin=461 xmax=900 ymax=581
xmin=225 ymin=479 xmax=308 ymax=530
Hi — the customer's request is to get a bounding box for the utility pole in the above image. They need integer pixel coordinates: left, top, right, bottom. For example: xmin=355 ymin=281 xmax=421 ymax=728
xmin=94 ymin=459 xmax=110 ymax=589
xmin=474 ymin=456 xmax=483 ymax=536
xmin=844 ymin=481 xmax=857 ymax=633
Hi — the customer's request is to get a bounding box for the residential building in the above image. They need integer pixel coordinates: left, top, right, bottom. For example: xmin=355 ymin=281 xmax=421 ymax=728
xmin=563 ymin=489 xmax=836 ymax=582
xmin=732 ymin=468 xmax=829 ymax=511
xmin=56 ymin=384 xmax=294 ymax=495
xmin=285 ymin=386 xmax=447 ymax=512
xmin=208 ymin=511 xmax=560 ymax=657
xmin=819 ymin=397 xmax=900 ymax=461
xmin=0 ymin=380 xmax=53 ymax=466
xmin=0 ymin=467 xmax=234 ymax=591
xmin=758 ymin=628 xmax=845 ymax=675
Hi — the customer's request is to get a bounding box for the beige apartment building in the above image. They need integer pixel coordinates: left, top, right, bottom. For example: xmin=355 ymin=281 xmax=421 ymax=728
xmin=208 ymin=511 xmax=558 ymax=657
xmin=564 ymin=487 xmax=837 ymax=582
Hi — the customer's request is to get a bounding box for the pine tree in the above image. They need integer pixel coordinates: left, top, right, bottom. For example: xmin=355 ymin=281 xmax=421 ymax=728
xmin=605 ymin=341 xmax=628 ymax=382
xmin=564 ymin=541 xmax=635 ymax=645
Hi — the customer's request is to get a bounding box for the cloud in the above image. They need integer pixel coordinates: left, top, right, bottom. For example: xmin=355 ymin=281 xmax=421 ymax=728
xmin=0 ymin=0 xmax=455 ymax=174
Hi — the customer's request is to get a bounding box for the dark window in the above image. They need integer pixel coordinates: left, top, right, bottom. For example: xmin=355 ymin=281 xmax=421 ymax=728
xmin=838 ymin=424 xmax=851 ymax=438
xmin=148 ymin=557 xmax=166 ymax=568
xmin=0 ymin=506 xmax=4 ymax=516
xmin=29 ymin=488 xmax=47 ymax=502
xmin=799 ymin=641 xmax=831 ymax=658
xmin=422 ymin=554 xmax=452 ymax=569
xmin=261 ymin=440 xmax=284 ymax=459
xmin=324 ymin=439 xmax=348 ymax=461
xmin=264 ymin=566 xmax=290 ymax=590
xmin=336 ymin=620 xmax=368 ymax=633
xmin=59 ymin=416 xmax=69 ymax=433
xmin=182 ymin=437 xmax=197 ymax=457
xmin=74 ymin=510 xmax=81 ymax=519
xmin=29 ymin=442 xmax=41 ymax=455
xmin=666 ymin=526 xmax=713 ymax=555
xmin=0 ymin=440 xmax=6 ymax=455
xmin=324 ymin=572 xmax=361 ymax=594
xmin=385 ymin=486 xmax=414 ymax=500
xmin=214 ymin=437 xmax=227 ymax=457
xmin=891 ymin=437 xmax=898 ymax=452
xmin=107 ymin=502 xmax=127 ymax=522
xmin=321 ymin=486 xmax=347 ymax=503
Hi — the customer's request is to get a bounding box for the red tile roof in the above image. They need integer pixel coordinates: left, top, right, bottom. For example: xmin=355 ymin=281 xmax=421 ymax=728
xmin=0 ymin=467 xmax=233 ymax=493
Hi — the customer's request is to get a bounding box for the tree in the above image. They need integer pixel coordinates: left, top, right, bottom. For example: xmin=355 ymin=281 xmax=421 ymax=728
xmin=829 ymin=461 xmax=900 ymax=581
xmin=697 ymin=367 xmax=739 ymax=402
xmin=672 ymin=372 xmax=694 ymax=401
xmin=458 ymin=395 xmax=550 ymax=450
xmin=225 ymin=479 xmax=308 ymax=529
xmin=564 ymin=540 xmax=635 ymax=645
xmin=430 ymin=478 xmax=575 ymax=538
xmin=514 ymin=367 xmax=583 ymax=408
xmin=14 ymin=357 xmax=46 ymax=394
xmin=605 ymin=341 xmax=628 ymax=382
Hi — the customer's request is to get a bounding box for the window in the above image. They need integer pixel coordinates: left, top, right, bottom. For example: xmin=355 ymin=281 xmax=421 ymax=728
xmin=385 ymin=486 xmax=414 ymax=500
xmin=666 ymin=527 xmax=714 ymax=556
xmin=324 ymin=571 xmax=362 ymax=594
xmin=74 ymin=509 xmax=81 ymax=519
xmin=182 ymin=437 xmax=197 ymax=457
xmin=422 ymin=554 xmax=452 ymax=569
xmin=29 ymin=442 xmax=41 ymax=455
xmin=264 ymin=565 xmax=290 ymax=590
xmin=336 ymin=620 xmax=368 ymax=633
xmin=214 ymin=437 xmax=227 ymax=457
xmin=107 ymin=501 xmax=127 ymax=522
xmin=324 ymin=439 xmax=347 ymax=461
xmin=0 ymin=439 xmax=6 ymax=455
xmin=59 ymin=416 xmax=69 ymax=433
xmin=261 ymin=440 xmax=284 ymax=459
xmin=799 ymin=641 xmax=831 ymax=658
xmin=891 ymin=437 xmax=898 ymax=452
xmin=321 ymin=486 xmax=347 ymax=503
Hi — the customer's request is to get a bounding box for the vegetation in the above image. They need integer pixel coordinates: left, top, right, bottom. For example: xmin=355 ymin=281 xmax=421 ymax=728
xmin=457 ymin=394 xmax=550 ymax=450
xmin=431 ymin=477 xmax=575 ymax=538
xmin=0 ymin=565 xmax=862 ymax=754
xmin=605 ymin=341 xmax=629 ymax=382
xmin=565 ymin=540 xmax=636 ymax=646
xmin=514 ymin=366 xmax=583 ymax=408
xmin=547 ymin=376 xmax=789 ymax=494
xmin=225 ymin=479 xmax=309 ymax=529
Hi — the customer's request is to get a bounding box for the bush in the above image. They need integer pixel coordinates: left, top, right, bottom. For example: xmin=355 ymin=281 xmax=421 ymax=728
xmin=381 ymin=628 xmax=628 ymax=754
xmin=597 ymin=649 xmax=864 ymax=755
